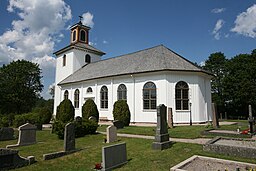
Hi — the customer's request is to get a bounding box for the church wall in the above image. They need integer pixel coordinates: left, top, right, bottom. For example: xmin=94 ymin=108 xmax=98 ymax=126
xmin=56 ymin=71 xmax=212 ymax=124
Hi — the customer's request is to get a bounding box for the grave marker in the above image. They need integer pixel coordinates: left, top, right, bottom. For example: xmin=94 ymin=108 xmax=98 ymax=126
xmin=102 ymin=142 xmax=127 ymax=171
xmin=152 ymin=104 xmax=171 ymax=150
xmin=64 ymin=122 xmax=75 ymax=152
xmin=6 ymin=123 xmax=37 ymax=148
xmin=106 ymin=125 xmax=117 ymax=143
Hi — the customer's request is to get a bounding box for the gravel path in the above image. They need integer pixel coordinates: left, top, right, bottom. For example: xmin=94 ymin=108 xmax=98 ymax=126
xmin=98 ymin=131 xmax=211 ymax=145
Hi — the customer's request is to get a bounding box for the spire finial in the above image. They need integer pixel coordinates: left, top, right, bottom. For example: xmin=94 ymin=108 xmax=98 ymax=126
xmin=79 ymin=15 xmax=83 ymax=24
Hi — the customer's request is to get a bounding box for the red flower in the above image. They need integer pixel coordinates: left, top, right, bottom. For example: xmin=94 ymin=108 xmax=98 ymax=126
xmin=94 ymin=163 xmax=102 ymax=170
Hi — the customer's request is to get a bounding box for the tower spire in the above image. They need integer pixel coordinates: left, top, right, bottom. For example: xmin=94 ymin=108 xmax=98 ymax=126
xmin=78 ymin=15 xmax=83 ymax=24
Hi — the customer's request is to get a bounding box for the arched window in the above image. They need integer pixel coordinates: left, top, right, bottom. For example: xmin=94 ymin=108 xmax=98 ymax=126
xmin=80 ymin=30 xmax=86 ymax=42
xmin=72 ymin=30 xmax=76 ymax=42
xmin=74 ymin=89 xmax=80 ymax=108
xmin=143 ymin=82 xmax=156 ymax=109
xmin=175 ymin=81 xmax=189 ymax=110
xmin=117 ymin=84 xmax=127 ymax=100
xmin=87 ymin=87 xmax=92 ymax=93
xmin=64 ymin=90 xmax=69 ymax=99
xmin=100 ymin=86 xmax=108 ymax=109
xmin=63 ymin=54 xmax=66 ymax=66
xmin=85 ymin=54 xmax=91 ymax=63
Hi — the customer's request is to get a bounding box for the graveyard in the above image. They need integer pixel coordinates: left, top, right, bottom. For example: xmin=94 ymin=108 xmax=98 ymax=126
xmin=1 ymin=115 xmax=256 ymax=170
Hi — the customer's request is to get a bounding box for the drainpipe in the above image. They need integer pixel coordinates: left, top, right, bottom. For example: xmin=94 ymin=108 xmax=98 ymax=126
xmin=131 ymin=75 xmax=135 ymax=123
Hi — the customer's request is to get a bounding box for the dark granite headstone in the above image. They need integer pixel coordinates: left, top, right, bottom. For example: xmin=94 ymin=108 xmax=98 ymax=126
xmin=113 ymin=120 xmax=124 ymax=129
xmin=6 ymin=123 xmax=37 ymax=148
xmin=102 ymin=142 xmax=127 ymax=171
xmin=152 ymin=104 xmax=171 ymax=150
xmin=0 ymin=127 xmax=14 ymax=141
xmin=0 ymin=148 xmax=34 ymax=170
xmin=64 ymin=122 xmax=75 ymax=152
xmin=212 ymin=103 xmax=219 ymax=128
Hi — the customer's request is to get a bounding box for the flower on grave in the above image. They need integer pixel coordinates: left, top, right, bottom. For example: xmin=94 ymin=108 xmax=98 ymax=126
xmin=94 ymin=163 xmax=102 ymax=170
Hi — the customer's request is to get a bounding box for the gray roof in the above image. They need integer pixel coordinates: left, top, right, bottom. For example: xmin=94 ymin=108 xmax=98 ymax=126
xmin=54 ymin=42 xmax=105 ymax=56
xmin=58 ymin=45 xmax=212 ymax=85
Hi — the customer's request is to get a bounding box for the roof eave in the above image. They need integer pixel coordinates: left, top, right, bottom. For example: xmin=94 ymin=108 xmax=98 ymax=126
xmin=58 ymin=69 xmax=213 ymax=86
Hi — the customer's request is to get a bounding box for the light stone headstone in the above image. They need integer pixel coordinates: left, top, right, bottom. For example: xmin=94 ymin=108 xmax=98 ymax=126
xmin=102 ymin=142 xmax=127 ymax=171
xmin=249 ymin=105 xmax=253 ymax=119
xmin=167 ymin=107 xmax=174 ymax=128
xmin=106 ymin=125 xmax=117 ymax=143
xmin=152 ymin=104 xmax=171 ymax=150
xmin=248 ymin=105 xmax=255 ymax=134
xmin=64 ymin=122 xmax=75 ymax=152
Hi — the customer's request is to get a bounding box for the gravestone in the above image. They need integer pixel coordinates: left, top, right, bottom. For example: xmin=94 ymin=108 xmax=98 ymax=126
xmin=0 ymin=148 xmax=34 ymax=170
xmin=106 ymin=125 xmax=117 ymax=143
xmin=248 ymin=105 xmax=255 ymax=134
xmin=89 ymin=116 xmax=97 ymax=122
xmin=6 ymin=123 xmax=37 ymax=148
xmin=167 ymin=107 xmax=174 ymax=128
xmin=212 ymin=103 xmax=219 ymax=128
xmin=64 ymin=122 xmax=75 ymax=152
xmin=113 ymin=120 xmax=124 ymax=129
xmin=152 ymin=104 xmax=171 ymax=150
xmin=0 ymin=127 xmax=14 ymax=141
xmin=102 ymin=142 xmax=127 ymax=171
xmin=43 ymin=122 xmax=77 ymax=160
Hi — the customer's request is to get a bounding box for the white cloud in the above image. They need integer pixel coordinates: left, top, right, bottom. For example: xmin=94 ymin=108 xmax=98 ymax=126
xmin=103 ymin=40 xmax=108 ymax=44
xmin=211 ymin=8 xmax=226 ymax=14
xmin=0 ymin=0 xmax=72 ymax=98
xmin=212 ymin=19 xmax=225 ymax=40
xmin=231 ymin=4 xmax=256 ymax=38
xmin=199 ymin=61 xmax=205 ymax=67
xmin=81 ymin=12 xmax=94 ymax=28
xmin=89 ymin=41 xmax=97 ymax=46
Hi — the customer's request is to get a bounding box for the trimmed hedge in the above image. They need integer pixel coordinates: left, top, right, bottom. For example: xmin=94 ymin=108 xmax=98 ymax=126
xmin=82 ymin=99 xmax=99 ymax=122
xmin=56 ymin=99 xmax=75 ymax=123
xmin=13 ymin=112 xmax=41 ymax=128
xmin=113 ymin=100 xmax=131 ymax=126
xmin=53 ymin=119 xmax=98 ymax=139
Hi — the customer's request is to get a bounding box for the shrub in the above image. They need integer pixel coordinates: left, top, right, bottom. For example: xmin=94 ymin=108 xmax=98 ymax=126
xmin=38 ymin=107 xmax=52 ymax=124
xmin=53 ymin=119 xmax=98 ymax=139
xmin=56 ymin=99 xmax=75 ymax=123
xmin=13 ymin=112 xmax=41 ymax=128
xmin=82 ymin=99 xmax=99 ymax=122
xmin=113 ymin=100 xmax=131 ymax=126
xmin=0 ymin=115 xmax=9 ymax=127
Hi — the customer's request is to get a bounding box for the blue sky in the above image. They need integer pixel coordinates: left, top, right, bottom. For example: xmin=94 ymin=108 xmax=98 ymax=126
xmin=0 ymin=0 xmax=256 ymax=99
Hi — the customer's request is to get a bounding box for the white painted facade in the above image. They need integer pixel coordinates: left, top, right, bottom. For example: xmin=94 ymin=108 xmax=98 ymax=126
xmin=53 ymin=22 xmax=212 ymax=124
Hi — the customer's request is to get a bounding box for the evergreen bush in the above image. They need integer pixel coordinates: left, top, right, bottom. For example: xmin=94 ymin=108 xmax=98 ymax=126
xmin=113 ymin=100 xmax=131 ymax=126
xmin=56 ymin=99 xmax=75 ymax=123
xmin=82 ymin=99 xmax=99 ymax=122
xmin=13 ymin=112 xmax=41 ymax=127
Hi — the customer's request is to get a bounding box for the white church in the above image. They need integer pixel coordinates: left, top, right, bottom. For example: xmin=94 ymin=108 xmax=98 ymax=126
xmin=53 ymin=21 xmax=213 ymax=124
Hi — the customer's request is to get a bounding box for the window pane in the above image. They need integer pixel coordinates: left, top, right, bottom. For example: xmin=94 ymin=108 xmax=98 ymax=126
xmin=80 ymin=30 xmax=86 ymax=41
xmin=176 ymin=100 xmax=181 ymax=110
xmin=182 ymin=90 xmax=188 ymax=99
xmin=144 ymin=100 xmax=149 ymax=109
xmin=176 ymin=89 xmax=181 ymax=99
xmin=151 ymin=100 xmax=156 ymax=109
xmin=183 ymin=100 xmax=189 ymax=110
xmin=143 ymin=90 xmax=149 ymax=99
xmin=151 ymin=90 xmax=156 ymax=99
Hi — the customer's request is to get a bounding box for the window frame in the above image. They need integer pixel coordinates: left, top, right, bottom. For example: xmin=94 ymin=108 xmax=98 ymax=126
xmin=100 ymin=86 xmax=108 ymax=109
xmin=117 ymin=84 xmax=127 ymax=101
xmin=85 ymin=54 xmax=91 ymax=63
xmin=63 ymin=54 xmax=66 ymax=67
xmin=143 ymin=82 xmax=157 ymax=110
xmin=74 ymin=89 xmax=80 ymax=108
xmin=175 ymin=81 xmax=189 ymax=110
xmin=64 ymin=90 xmax=69 ymax=100
xmin=87 ymin=87 xmax=93 ymax=93
xmin=80 ymin=29 xmax=86 ymax=42
xmin=72 ymin=30 xmax=76 ymax=42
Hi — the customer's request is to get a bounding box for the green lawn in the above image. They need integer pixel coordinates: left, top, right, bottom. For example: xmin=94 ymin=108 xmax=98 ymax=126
xmin=0 ymin=130 xmax=255 ymax=171
xmin=97 ymin=120 xmax=249 ymax=139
